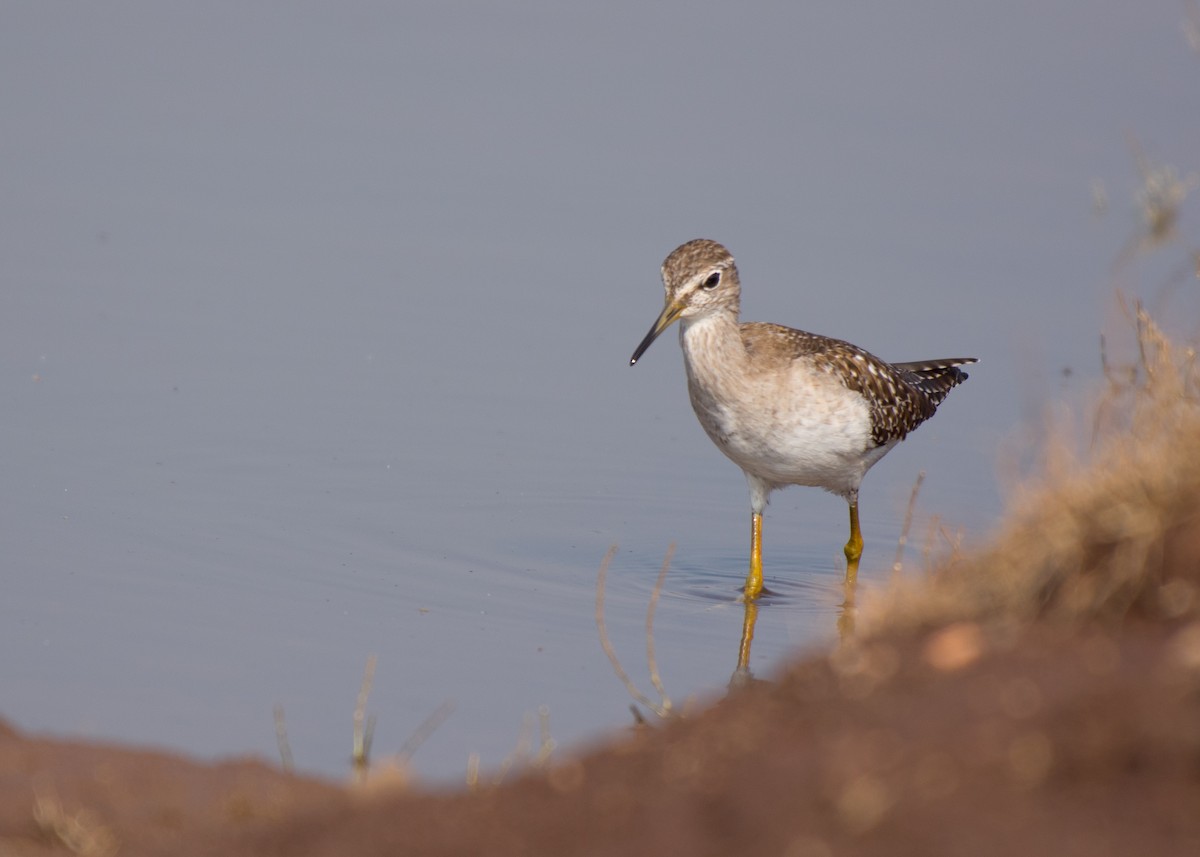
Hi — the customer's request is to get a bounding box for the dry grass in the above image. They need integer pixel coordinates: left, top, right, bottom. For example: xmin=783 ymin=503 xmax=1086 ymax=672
xmin=31 ymin=787 xmax=118 ymax=857
xmin=594 ymin=544 xmax=676 ymax=720
xmin=272 ymin=655 xmax=455 ymax=790
xmin=868 ymin=301 xmax=1200 ymax=636
xmin=466 ymin=705 xmax=556 ymax=790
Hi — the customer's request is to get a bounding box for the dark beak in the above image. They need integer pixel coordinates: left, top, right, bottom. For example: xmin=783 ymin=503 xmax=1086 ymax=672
xmin=630 ymin=300 xmax=684 ymax=366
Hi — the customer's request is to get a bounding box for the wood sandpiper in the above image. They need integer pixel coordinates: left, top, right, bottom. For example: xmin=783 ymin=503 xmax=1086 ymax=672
xmin=630 ymin=239 xmax=976 ymax=599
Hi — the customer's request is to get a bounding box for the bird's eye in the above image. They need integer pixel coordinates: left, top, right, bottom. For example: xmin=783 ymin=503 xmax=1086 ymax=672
xmin=702 ymin=271 xmax=721 ymax=289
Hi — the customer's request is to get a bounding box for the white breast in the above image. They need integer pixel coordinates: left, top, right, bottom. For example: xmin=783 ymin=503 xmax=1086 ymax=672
xmin=680 ymin=318 xmax=882 ymax=499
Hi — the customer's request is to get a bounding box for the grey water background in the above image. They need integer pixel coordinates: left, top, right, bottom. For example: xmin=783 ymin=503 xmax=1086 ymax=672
xmin=3 ymin=3 xmax=1197 ymax=781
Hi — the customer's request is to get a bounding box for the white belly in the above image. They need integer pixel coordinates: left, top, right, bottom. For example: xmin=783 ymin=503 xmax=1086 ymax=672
xmin=678 ymin=315 xmax=898 ymax=502
xmin=685 ymin=356 xmax=886 ymax=499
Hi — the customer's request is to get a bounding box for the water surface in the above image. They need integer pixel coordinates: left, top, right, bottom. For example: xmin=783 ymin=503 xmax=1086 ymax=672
xmin=2 ymin=2 xmax=1196 ymax=781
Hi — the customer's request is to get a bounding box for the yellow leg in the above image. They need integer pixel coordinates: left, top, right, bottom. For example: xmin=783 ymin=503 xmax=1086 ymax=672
xmin=743 ymin=511 xmax=764 ymax=600
xmin=839 ymin=502 xmax=862 ymax=639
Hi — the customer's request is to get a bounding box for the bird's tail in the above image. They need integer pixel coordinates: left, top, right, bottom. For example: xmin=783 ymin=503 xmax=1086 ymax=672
xmin=893 ymin=358 xmax=977 ymax=406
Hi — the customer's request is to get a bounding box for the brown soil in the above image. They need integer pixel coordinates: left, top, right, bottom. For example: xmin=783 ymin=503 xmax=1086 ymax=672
xmin=3 ymin=608 xmax=1198 ymax=856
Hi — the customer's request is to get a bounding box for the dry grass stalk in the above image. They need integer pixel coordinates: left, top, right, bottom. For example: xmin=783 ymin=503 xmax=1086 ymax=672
xmin=396 ymin=699 xmax=456 ymax=765
xmin=351 ymin=654 xmax=378 ymax=783
xmin=644 ymin=544 xmax=675 ymax=707
xmin=870 ymin=303 xmax=1200 ymax=635
xmin=356 ymin=698 xmax=457 ymax=792
xmin=491 ymin=712 xmax=535 ymax=785
xmin=890 ymin=471 xmax=925 ymax=580
xmin=1113 ymin=140 xmax=1199 ymax=270
xmin=31 ymin=787 xmax=118 ymax=857
xmin=1187 ymin=0 xmax=1200 ymax=54
xmin=488 ymin=706 xmax=557 ymax=786
xmin=534 ymin=705 xmax=557 ymax=765
xmin=273 ymin=703 xmax=294 ymax=773
xmin=594 ymin=545 xmax=674 ymax=719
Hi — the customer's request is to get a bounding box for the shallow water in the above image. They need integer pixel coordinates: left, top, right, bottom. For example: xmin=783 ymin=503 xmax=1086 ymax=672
xmin=3 ymin=2 xmax=1196 ymax=782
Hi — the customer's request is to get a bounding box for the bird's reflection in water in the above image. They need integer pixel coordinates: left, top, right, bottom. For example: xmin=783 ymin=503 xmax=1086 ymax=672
xmin=838 ymin=556 xmax=859 ymax=641
xmin=730 ymin=557 xmax=860 ymax=687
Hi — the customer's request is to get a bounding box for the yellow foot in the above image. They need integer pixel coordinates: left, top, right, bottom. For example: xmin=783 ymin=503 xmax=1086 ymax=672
xmin=844 ymin=502 xmax=864 ymax=564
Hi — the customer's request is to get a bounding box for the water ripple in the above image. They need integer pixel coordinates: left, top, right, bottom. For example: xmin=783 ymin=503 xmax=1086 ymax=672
xmin=622 ymin=549 xmax=851 ymax=611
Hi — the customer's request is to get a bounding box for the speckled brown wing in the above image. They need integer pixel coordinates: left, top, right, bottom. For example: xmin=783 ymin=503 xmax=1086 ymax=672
xmin=741 ymin=323 xmax=975 ymax=446
xmin=891 ymin=359 xmax=976 ymax=408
